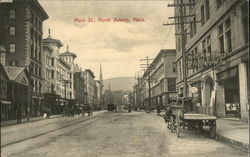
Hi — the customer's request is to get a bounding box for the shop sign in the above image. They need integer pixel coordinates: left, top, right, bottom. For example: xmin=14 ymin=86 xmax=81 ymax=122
xmin=186 ymin=51 xmax=227 ymax=70
xmin=189 ymin=87 xmax=198 ymax=94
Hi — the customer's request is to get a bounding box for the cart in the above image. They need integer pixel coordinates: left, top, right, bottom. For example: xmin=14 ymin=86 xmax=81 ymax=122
xmin=168 ymin=98 xmax=217 ymax=138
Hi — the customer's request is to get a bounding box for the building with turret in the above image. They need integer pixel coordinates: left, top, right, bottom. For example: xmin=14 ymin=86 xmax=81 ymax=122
xmin=60 ymin=46 xmax=77 ymax=100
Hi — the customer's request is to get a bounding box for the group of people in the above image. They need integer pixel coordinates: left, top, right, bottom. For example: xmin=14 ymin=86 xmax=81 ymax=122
xmin=81 ymin=104 xmax=93 ymax=116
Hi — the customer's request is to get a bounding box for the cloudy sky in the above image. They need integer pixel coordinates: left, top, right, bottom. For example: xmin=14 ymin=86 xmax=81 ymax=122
xmin=39 ymin=0 xmax=176 ymax=80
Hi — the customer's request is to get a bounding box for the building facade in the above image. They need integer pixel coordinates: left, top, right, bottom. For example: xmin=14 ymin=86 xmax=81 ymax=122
xmin=74 ymin=72 xmax=86 ymax=105
xmin=60 ymin=47 xmax=77 ymax=100
xmin=82 ymin=69 xmax=96 ymax=105
xmin=42 ymin=31 xmax=64 ymax=114
xmin=174 ymin=0 xmax=249 ymax=121
xmin=140 ymin=49 xmax=177 ymax=110
xmin=0 ymin=0 xmax=49 ymax=116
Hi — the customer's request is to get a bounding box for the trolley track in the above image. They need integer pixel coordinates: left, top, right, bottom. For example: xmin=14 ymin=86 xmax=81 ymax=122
xmin=1 ymin=112 xmax=106 ymax=148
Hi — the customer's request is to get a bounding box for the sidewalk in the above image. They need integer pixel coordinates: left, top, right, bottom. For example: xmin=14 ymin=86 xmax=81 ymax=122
xmin=215 ymin=119 xmax=249 ymax=152
xmin=159 ymin=112 xmax=249 ymax=152
xmin=1 ymin=114 xmax=63 ymax=127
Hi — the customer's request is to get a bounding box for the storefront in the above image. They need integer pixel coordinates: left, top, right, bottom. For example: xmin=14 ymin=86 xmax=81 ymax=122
xmin=217 ymin=66 xmax=240 ymax=118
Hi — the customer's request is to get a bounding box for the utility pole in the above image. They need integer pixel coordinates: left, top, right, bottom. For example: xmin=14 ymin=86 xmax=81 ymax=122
xmin=61 ymin=79 xmax=69 ymax=115
xmin=140 ymin=56 xmax=154 ymax=110
xmin=164 ymin=0 xmax=198 ymax=104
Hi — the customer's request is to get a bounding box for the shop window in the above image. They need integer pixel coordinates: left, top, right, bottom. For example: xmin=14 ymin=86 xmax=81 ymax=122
xmin=9 ymin=9 xmax=15 ymax=19
xmin=10 ymin=26 xmax=15 ymax=35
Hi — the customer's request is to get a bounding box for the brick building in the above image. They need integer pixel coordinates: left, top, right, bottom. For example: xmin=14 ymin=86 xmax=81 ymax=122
xmin=174 ymin=0 xmax=249 ymax=121
xmin=0 ymin=0 xmax=49 ymax=116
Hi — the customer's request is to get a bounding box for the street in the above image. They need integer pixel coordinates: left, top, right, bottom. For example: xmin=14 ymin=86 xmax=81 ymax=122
xmin=1 ymin=111 xmax=247 ymax=157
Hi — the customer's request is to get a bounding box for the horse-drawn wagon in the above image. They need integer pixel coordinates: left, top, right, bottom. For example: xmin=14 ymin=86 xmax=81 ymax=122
xmin=165 ymin=97 xmax=217 ymax=138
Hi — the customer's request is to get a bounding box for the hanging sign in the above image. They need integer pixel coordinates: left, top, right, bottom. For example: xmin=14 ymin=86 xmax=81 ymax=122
xmin=190 ymin=87 xmax=198 ymax=94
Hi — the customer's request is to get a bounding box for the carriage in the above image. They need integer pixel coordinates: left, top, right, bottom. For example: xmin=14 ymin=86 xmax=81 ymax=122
xmin=165 ymin=97 xmax=217 ymax=138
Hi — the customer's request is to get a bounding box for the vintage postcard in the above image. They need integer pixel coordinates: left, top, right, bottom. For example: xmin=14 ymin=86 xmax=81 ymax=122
xmin=0 ymin=0 xmax=249 ymax=156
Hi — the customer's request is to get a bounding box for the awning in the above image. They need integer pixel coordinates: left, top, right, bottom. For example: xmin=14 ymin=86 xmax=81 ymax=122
xmin=1 ymin=100 xmax=11 ymax=104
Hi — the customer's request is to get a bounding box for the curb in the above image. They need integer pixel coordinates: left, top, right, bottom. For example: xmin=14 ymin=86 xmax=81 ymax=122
xmin=1 ymin=111 xmax=106 ymax=148
xmin=216 ymin=133 xmax=249 ymax=152
xmin=1 ymin=115 xmax=63 ymax=127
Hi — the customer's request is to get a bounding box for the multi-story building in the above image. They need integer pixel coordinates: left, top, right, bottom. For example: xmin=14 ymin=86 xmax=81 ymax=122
xmin=74 ymin=72 xmax=86 ymax=105
xmin=0 ymin=0 xmax=49 ymax=116
xmin=82 ymin=69 xmax=95 ymax=104
xmin=174 ymin=0 xmax=248 ymax=121
xmin=141 ymin=49 xmax=177 ymax=110
xmin=60 ymin=47 xmax=77 ymax=100
xmin=58 ymin=57 xmax=71 ymax=102
xmin=42 ymin=31 xmax=63 ymax=114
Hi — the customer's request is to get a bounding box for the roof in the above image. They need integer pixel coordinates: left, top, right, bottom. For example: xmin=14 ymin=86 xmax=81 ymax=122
xmin=3 ymin=66 xmax=25 ymax=81
xmin=143 ymin=49 xmax=176 ymax=78
xmin=43 ymin=37 xmax=63 ymax=47
xmin=85 ymin=69 xmax=95 ymax=79
xmin=43 ymin=43 xmax=54 ymax=52
xmin=59 ymin=57 xmax=71 ymax=69
xmin=29 ymin=0 xmax=49 ymax=20
xmin=60 ymin=51 xmax=77 ymax=58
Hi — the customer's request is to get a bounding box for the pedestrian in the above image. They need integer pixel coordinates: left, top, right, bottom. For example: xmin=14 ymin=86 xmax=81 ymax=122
xmin=157 ymin=105 xmax=161 ymax=115
xmin=46 ymin=108 xmax=50 ymax=118
xmin=16 ymin=106 xmax=22 ymax=123
xmin=164 ymin=105 xmax=172 ymax=128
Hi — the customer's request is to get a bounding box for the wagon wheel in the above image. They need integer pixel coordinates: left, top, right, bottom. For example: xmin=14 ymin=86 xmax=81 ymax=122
xmin=198 ymin=120 xmax=203 ymax=130
xmin=176 ymin=115 xmax=180 ymax=138
xmin=170 ymin=116 xmax=174 ymax=133
xmin=209 ymin=120 xmax=216 ymax=138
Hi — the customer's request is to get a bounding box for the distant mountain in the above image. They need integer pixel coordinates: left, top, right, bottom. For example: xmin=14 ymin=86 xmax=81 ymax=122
xmin=103 ymin=77 xmax=136 ymax=91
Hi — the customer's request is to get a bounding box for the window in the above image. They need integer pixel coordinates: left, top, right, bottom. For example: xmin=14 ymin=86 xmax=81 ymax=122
xmin=9 ymin=44 xmax=15 ymax=53
xmin=218 ymin=24 xmax=224 ymax=54
xmin=178 ymin=61 xmax=182 ymax=80
xmin=9 ymin=10 xmax=15 ymax=19
xmin=241 ymin=3 xmax=249 ymax=44
xmin=10 ymin=26 xmax=15 ymax=35
xmin=201 ymin=5 xmax=205 ymax=26
xmin=225 ymin=18 xmax=232 ymax=53
xmin=9 ymin=61 xmax=17 ymax=66
xmin=207 ymin=35 xmax=211 ymax=59
xmin=31 ymin=44 xmax=34 ymax=57
xmin=51 ymin=70 xmax=54 ymax=79
xmin=205 ymin=0 xmax=210 ymax=21
xmin=189 ymin=0 xmax=195 ymax=13
xmin=168 ymin=78 xmax=176 ymax=92
xmin=39 ymin=68 xmax=41 ymax=77
xmin=202 ymin=39 xmax=206 ymax=62
xmin=172 ymin=62 xmax=177 ymax=72
xmin=216 ymin=0 xmax=223 ymax=9
xmin=51 ymin=58 xmax=54 ymax=66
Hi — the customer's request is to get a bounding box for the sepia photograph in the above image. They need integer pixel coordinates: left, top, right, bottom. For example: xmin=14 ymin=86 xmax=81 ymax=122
xmin=0 ymin=0 xmax=249 ymax=156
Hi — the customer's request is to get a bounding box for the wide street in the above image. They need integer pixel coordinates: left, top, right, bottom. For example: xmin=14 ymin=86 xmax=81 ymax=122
xmin=1 ymin=111 xmax=248 ymax=157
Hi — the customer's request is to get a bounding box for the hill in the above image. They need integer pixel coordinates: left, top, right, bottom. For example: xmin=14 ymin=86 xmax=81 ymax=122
xmin=103 ymin=77 xmax=136 ymax=91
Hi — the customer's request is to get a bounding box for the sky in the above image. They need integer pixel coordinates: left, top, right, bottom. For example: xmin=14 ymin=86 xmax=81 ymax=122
xmin=39 ymin=0 xmax=176 ymax=80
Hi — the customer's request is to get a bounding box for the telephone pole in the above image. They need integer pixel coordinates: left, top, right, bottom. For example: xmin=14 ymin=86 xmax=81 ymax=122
xmin=164 ymin=0 xmax=198 ymax=103
xmin=140 ymin=56 xmax=154 ymax=110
